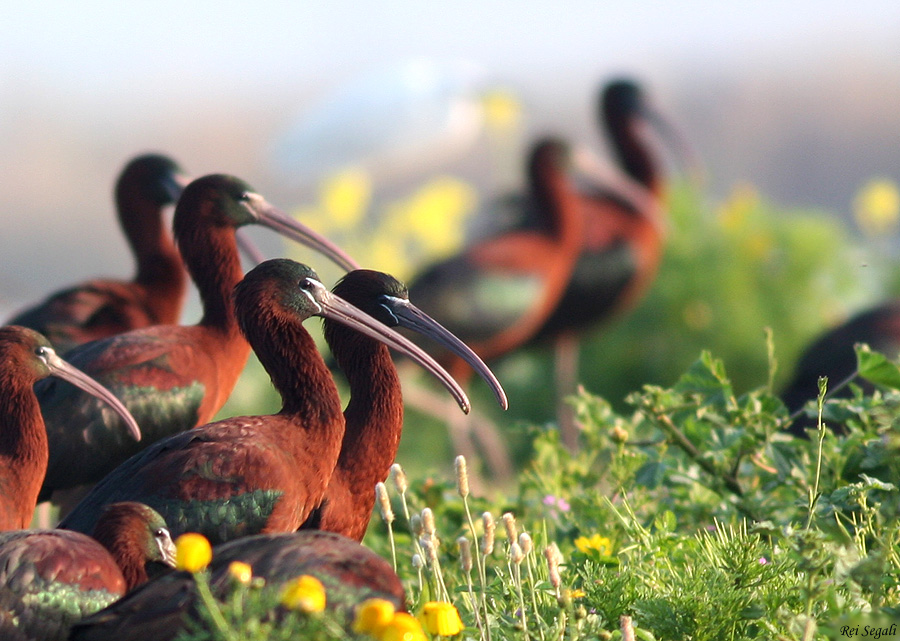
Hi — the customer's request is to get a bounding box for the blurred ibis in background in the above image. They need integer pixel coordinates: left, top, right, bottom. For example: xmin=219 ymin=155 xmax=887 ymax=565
xmin=70 ymin=530 xmax=405 ymax=641
xmin=0 ymin=326 xmax=139 ymax=530
xmin=0 ymin=502 xmax=174 ymax=641
xmin=410 ymin=78 xmax=685 ymax=452
xmin=522 ymin=78 xmax=680 ymax=448
xmin=60 ymin=259 xmax=473 ymax=544
xmin=35 ymin=175 xmax=359 ymax=510
xmin=313 ymin=269 xmax=507 ymax=540
xmin=780 ymin=300 xmax=900 ymax=436
xmin=6 ymin=154 xmax=189 ymax=354
xmin=407 ymin=138 xmax=583 ymax=466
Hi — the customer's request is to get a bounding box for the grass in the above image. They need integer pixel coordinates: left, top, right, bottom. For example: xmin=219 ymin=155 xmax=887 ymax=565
xmin=179 ymin=178 xmax=900 ymax=639
xmin=177 ymin=342 xmax=900 ymax=640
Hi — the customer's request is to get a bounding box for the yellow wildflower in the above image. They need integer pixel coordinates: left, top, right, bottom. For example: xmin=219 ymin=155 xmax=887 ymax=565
xmin=574 ymin=533 xmax=612 ymax=556
xmin=320 ymin=167 xmax=372 ymax=229
xmin=227 ymin=561 xmax=252 ymax=585
xmin=419 ymin=601 xmax=464 ymax=636
xmin=717 ymin=183 xmax=759 ymax=231
xmin=481 ymin=89 xmax=522 ymax=132
xmin=353 ymin=598 xmax=396 ymax=636
xmin=854 ymin=178 xmax=900 ymax=236
xmin=174 ymin=533 xmax=212 ymax=573
xmin=280 ymin=575 xmax=326 ymax=613
xmin=382 ymin=612 xmax=428 ymax=641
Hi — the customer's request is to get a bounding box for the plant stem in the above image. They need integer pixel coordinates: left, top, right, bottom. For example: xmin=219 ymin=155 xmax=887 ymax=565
xmin=194 ymin=571 xmax=237 ymax=641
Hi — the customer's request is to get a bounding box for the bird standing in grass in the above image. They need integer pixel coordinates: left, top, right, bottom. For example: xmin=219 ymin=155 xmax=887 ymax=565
xmin=312 ymin=268 xmax=507 ymax=540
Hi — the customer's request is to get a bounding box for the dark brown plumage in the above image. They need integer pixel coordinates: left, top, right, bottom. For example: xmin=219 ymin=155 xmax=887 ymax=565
xmin=35 ymin=175 xmax=359 ymax=506
xmin=7 ymin=154 xmax=189 ymax=354
xmin=0 ymin=502 xmax=174 ymax=641
xmin=59 ymin=260 xmax=470 ymax=545
xmin=69 ymin=530 xmax=404 ymax=640
xmin=314 ymin=269 xmax=506 ymax=540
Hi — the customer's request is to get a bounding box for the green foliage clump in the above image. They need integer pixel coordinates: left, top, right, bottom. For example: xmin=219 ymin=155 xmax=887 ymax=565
xmin=180 ymin=344 xmax=900 ymax=641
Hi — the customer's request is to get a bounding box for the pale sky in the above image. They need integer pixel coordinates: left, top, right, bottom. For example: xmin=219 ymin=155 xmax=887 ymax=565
xmin=2 ymin=1 xmax=900 ymax=307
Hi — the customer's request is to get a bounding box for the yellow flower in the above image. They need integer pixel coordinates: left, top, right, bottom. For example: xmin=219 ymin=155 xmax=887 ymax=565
xmin=480 ymin=89 xmax=522 ymax=132
xmin=280 ymin=575 xmax=326 ymax=613
xmin=717 ymin=183 xmax=759 ymax=231
xmin=574 ymin=533 xmax=612 ymax=556
xmin=419 ymin=601 xmax=464 ymax=636
xmin=227 ymin=561 xmax=252 ymax=585
xmin=174 ymin=533 xmax=212 ymax=573
xmin=381 ymin=612 xmax=428 ymax=641
xmin=353 ymin=598 xmax=396 ymax=636
xmin=567 ymin=588 xmax=587 ymax=599
xmin=319 ymin=167 xmax=372 ymax=229
xmin=854 ymin=178 xmax=900 ymax=236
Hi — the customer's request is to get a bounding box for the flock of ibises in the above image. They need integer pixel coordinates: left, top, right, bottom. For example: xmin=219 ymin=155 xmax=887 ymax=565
xmin=0 ymin=78 xmax=892 ymax=639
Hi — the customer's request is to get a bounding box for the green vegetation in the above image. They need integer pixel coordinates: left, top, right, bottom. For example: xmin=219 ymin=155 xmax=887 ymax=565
xmin=180 ymin=345 xmax=900 ymax=640
xmin=191 ymin=180 xmax=900 ymax=639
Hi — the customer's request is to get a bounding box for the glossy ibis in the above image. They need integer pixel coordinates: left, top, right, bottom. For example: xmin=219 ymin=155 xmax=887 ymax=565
xmin=6 ymin=154 xmax=189 ymax=354
xmin=59 ymin=259 xmax=470 ymax=544
xmin=35 ymin=175 xmax=359 ymax=507
xmin=0 ymin=326 xmax=140 ymax=530
xmin=411 ymin=79 xmax=680 ymax=451
xmin=407 ymin=137 xmax=582 ymax=465
xmin=525 ymin=78 xmax=676 ymax=447
xmin=781 ymin=300 xmax=900 ymax=435
xmin=70 ymin=530 xmax=404 ymax=641
xmin=313 ymin=269 xmax=507 ymax=540
xmin=0 ymin=502 xmax=174 ymax=641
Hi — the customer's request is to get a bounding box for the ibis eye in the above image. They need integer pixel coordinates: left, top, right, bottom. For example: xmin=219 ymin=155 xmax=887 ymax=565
xmin=155 ymin=527 xmax=169 ymax=538
xmin=34 ymin=346 xmax=49 ymax=359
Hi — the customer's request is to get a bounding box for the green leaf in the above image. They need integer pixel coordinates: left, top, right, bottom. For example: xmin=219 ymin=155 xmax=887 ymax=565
xmin=856 ymin=344 xmax=900 ymax=390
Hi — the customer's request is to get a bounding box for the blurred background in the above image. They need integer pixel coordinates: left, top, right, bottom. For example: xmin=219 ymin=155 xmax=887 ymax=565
xmin=3 ymin=1 xmax=900 ymax=476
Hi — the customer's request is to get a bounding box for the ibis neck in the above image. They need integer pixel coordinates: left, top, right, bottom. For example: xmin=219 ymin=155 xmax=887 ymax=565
xmin=119 ymin=193 xmax=186 ymax=294
xmin=327 ymin=328 xmax=403 ymax=479
xmin=181 ymin=225 xmax=245 ymax=333
xmin=608 ymin=116 xmax=663 ymax=196
xmin=249 ymin=315 xmax=345 ymax=425
xmin=0 ymin=379 xmax=48 ymax=528
xmin=93 ymin=528 xmax=150 ymax=590
xmin=533 ymin=155 xmax=584 ymax=250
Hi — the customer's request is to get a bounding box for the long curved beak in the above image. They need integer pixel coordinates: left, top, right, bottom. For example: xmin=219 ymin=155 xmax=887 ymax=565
xmin=643 ymin=107 xmax=705 ymax=188
xmin=305 ymin=280 xmax=472 ymax=413
xmin=245 ymin=195 xmax=361 ymax=272
xmin=236 ymin=231 xmax=267 ymax=265
xmin=384 ymin=296 xmax=508 ymax=410
xmin=44 ymin=350 xmax=142 ymax=442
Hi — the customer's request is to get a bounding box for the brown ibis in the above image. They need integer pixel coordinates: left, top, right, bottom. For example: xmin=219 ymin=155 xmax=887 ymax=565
xmin=58 ymin=259 xmax=470 ymax=544
xmin=70 ymin=530 xmax=405 ymax=641
xmin=0 ymin=502 xmax=175 ymax=641
xmin=524 ymin=78 xmax=676 ymax=447
xmin=781 ymin=300 xmax=900 ymax=436
xmin=410 ymin=79 xmax=681 ymax=450
xmin=35 ymin=175 xmax=359 ymax=507
xmin=311 ymin=269 xmax=507 ymax=540
xmin=406 ymin=137 xmax=582 ymax=464
xmin=6 ymin=154 xmax=190 ymax=354
xmin=0 ymin=326 xmax=140 ymax=530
